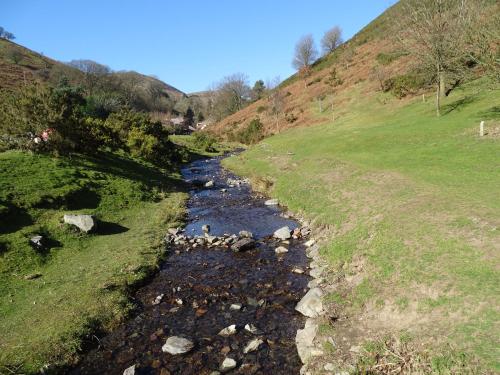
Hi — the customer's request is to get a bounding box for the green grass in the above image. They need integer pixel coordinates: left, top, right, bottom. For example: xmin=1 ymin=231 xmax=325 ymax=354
xmin=0 ymin=150 xmax=188 ymax=373
xmin=223 ymin=78 xmax=500 ymax=371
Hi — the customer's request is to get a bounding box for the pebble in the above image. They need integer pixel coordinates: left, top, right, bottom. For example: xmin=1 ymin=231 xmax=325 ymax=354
xmin=218 ymin=324 xmax=237 ymax=337
xmin=230 ymin=303 xmax=242 ymax=311
xmin=162 ymin=336 xmax=194 ymax=355
xmin=243 ymin=338 xmax=263 ymax=353
xmin=220 ymin=357 xmax=237 ymax=372
xmin=152 ymin=294 xmax=164 ymax=305
xmin=123 ymin=364 xmax=135 ymax=375
xmin=275 ymin=246 xmax=289 ymax=254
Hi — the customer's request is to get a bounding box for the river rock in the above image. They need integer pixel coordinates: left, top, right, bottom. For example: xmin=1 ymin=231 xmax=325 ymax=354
xmin=205 ymin=180 xmax=214 ymax=188
xmin=296 ymin=288 xmax=323 ymax=317
xmin=202 ymin=224 xmax=210 ymax=233
xmin=275 ymin=246 xmax=289 ymax=254
xmin=152 ymin=294 xmax=164 ymax=305
xmin=273 ymin=226 xmax=291 ymax=240
xmin=244 ymin=323 xmax=261 ymax=334
xmin=63 ymin=214 xmax=96 ymax=233
xmin=231 ymin=238 xmax=256 ymax=252
xmin=243 ymin=338 xmax=263 ymax=353
xmin=230 ymin=303 xmax=242 ymax=310
xmin=264 ymin=198 xmax=279 ymax=206
xmin=296 ymin=319 xmax=324 ymax=363
xmin=306 ymin=244 xmax=320 ymax=259
xmin=29 ymin=235 xmax=45 ymax=250
xmin=218 ymin=324 xmax=237 ymax=336
xmin=161 ymin=336 xmax=194 ymax=354
xmin=304 ymin=239 xmax=316 ymax=247
xmin=220 ymin=357 xmax=237 ymax=372
xmin=123 ymin=365 xmax=135 ymax=375
xmin=238 ymin=230 xmax=253 ymax=239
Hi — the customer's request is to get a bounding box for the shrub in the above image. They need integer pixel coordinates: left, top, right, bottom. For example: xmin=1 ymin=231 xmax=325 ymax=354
xmin=256 ymin=105 xmax=267 ymax=113
xmin=0 ymin=82 xmax=93 ymax=153
xmin=192 ymin=132 xmax=217 ymax=152
xmin=383 ymin=73 xmax=427 ymax=98
xmin=233 ymin=118 xmax=264 ymax=145
xmin=376 ymin=51 xmax=407 ymax=66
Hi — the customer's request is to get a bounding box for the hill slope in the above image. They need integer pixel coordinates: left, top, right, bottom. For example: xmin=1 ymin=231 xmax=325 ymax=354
xmin=0 ymin=39 xmax=185 ymax=103
xmin=218 ymin=2 xmax=500 ymax=373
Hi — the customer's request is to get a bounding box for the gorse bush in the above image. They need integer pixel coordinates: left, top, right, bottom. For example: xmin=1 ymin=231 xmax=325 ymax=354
xmin=192 ymin=132 xmax=217 ymax=152
xmin=0 ymin=82 xmax=176 ymax=164
xmin=383 ymin=73 xmax=428 ymax=98
xmin=229 ymin=118 xmax=264 ymax=145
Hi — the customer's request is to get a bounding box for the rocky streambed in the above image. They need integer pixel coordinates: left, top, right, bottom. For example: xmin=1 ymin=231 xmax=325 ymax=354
xmin=71 ymin=154 xmax=321 ymax=375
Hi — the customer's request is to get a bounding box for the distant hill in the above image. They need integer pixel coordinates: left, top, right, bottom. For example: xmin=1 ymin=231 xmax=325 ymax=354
xmin=0 ymin=39 xmax=186 ymax=111
xmin=0 ymin=39 xmax=84 ymax=90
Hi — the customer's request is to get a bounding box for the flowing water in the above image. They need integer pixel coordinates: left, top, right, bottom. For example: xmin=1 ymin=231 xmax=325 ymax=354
xmin=71 ymin=154 xmax=310 ymax=375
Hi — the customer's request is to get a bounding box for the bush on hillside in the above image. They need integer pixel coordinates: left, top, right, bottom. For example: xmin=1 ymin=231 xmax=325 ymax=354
xmin=0 ymin=82 xmax=95 ymax=153
xmin=104 ymin=109 xmax=175 ymax=164
xmin=192 ymin=132 xmax=217 ymax=152
xmin=383 ymin=73 xmax=427 ymax=98
xmin=229 ymin=118 xmax=264 ymax=145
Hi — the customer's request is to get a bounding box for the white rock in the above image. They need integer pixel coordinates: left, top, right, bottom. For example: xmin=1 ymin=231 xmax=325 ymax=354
xmin=162 ymin=336 xmax=194 ymax=354
xmin=244 ymin=323 xmax=260 ymax=334
xmin=205 ymin=180 xmax=214 ymax=188
xmin=218 ymin=324 xmax=237 ymax=336
xmin=123 ymin=364 xmax=135 ymax=375
xmin=243 ymin=338 xmax=263 ymax=353
xmin=275 ymin=246 xmax=289 ymax=254
xmin=306 ymin=244 xmax=320 ymax=259
xmin=273 ymin=226 xmax=291 ymax=240
xmin=295 ymin=288 xmax=323 ymax=318
xmin=309 ymin=267 xmax=324 ymax=279
xmin=238 ymin=230 xmax=253 ymax=238
xmin=220 ymin=357 xmax=237 ymax=372
xmin=304 ymin=239 xmax=316 ymax=247
xmin=230 ymin=303 xmax=242 ymax=311
xmin=265 ymin=198 xmax=279 ymax=206
xmin=152 ymin=294 xmax=164 ymax=305
xmin=295 ymin=319 xmax=319 ymax=363
xmin=292 ymin=268 xmax=304 ymax=274
xmin=63 ymin=214 xmax=96 ymax=233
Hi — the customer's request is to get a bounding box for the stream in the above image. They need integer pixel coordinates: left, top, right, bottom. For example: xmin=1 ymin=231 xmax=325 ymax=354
xmin=71 ymin=154 xmax=311 ymax=375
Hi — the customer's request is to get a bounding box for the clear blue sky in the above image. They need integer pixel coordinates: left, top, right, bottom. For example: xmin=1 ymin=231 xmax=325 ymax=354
xmin=1 ymin=0 xmax=397 ymax=93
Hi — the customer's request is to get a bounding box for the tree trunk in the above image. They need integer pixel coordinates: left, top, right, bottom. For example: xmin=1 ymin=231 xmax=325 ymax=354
xmin=439 ymin=71 xmax=446 ymax=97
xmin=436 ymin=83 xmax=441 ymax=117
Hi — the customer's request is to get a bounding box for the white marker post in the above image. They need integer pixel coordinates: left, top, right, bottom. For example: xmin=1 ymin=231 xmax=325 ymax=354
xmin=480 ymin=121 xmax=485 ymax=137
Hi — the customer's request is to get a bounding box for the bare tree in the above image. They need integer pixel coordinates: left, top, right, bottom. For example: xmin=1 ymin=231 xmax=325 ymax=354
xmin=321 ymin=26 xmax=343 ymax=55
xmin=209 ymin=73 xmax=251 ymax=121
xmin=464 ymin=2 xmax=500 ymax=82
xmin=67 ymin=59 xmax=112 ymax=94
xmin=397 ymin=0 xmax=483 ymax=116
xmin=269 ymin=88 xmax=285 ymax=133
xmin=292 ymin=34 xmax=318 ymax=71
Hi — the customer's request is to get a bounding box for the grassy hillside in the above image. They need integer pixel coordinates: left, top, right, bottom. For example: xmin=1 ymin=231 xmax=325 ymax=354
xmin=0 ymin=39 xmax=185 ymax=105
xmin=0 ymin=39 xmax=84 ymax=90
xmin=224 ymin=78 xmax=499 ymax=372
xmin=0 ymin=150 xmax=190 ymax=373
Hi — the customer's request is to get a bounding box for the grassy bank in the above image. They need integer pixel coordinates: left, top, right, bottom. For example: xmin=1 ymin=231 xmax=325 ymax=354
xmin=0 ymin=149 xmax=191 ymax=373
xmin=223 ymin=79 xmax=499 ymax=372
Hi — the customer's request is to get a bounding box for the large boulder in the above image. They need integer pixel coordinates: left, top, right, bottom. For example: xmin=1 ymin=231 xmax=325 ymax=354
xmin=63 ymin=214 xmax=96 ymax=233
xmin=231 ymin=238 xmax=256 ymax=252
xmin=296 ymin=319 xmax=323 ymax=363
xmin=273 ymin=226 xmax=291 ymax=240
xmin=295 ymin=288 xmax=323 ymax=318
xmin=162 ymin=336 xmax=194 ymax=354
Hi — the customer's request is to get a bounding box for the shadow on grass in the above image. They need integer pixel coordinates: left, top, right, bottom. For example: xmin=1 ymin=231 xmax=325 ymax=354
xmin=477 ymin=105 xmax=500 ymax=120
xmin=66 ymin=188 xmax=101 ymax=210
xmin=97 ymin=221 xmax=129 ymax=236
xmin=443 ymin=95 xmax=478 ymax=115
xmin=0 ymin=203 xmax=33 ymax=235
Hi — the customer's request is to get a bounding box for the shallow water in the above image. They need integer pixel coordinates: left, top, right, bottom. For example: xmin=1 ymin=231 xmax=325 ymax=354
xmin=71 ymin=154 xmax=309 ymax=375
